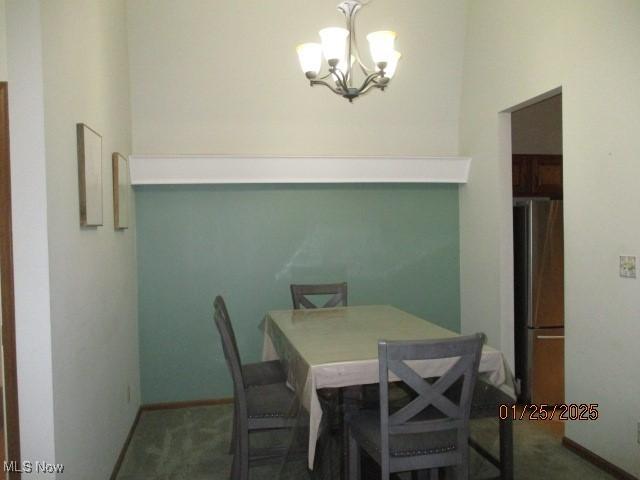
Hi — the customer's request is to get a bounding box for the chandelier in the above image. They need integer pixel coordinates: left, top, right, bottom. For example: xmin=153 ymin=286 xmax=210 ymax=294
xmin=296 ymin=0 xmax=401 ymax=102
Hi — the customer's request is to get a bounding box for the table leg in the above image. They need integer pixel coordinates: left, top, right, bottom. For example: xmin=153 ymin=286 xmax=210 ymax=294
xmin=499 ymin=417 xmax=513 ymax=480
xmin=342 ymin=386 xmax=362 ymax=480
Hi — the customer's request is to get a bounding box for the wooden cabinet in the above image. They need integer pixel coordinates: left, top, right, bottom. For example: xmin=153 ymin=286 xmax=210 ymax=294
xmin=531 ymin=155 xmax=563 ymax=197
xmin=512 ymin=155 xmax=532 ymax=196
xmin=512 ymin=154 xmax=562 ymax=198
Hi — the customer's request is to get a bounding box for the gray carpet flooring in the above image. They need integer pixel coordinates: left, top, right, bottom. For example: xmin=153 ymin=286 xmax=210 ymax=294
xmin=116 ymin=404 xmax=614 ymax=480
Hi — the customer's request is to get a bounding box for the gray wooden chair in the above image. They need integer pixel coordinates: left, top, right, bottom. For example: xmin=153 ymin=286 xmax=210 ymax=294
xmin=290 ymin=282 xmax=348 ymax=309
xmin=214 ymin=297 xmax=287 ymax=454
xmin=348 ymin=333 xmax=484 ymax=480
xmin=214 ymin=296 xmax=304 ymax=480
xmin=215 ymin=297 xmax=286 ymax=386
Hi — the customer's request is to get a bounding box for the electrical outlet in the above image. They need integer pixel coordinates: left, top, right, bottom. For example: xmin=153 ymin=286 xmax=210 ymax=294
xmin=619 ymin=255 xmax=636 ymax=278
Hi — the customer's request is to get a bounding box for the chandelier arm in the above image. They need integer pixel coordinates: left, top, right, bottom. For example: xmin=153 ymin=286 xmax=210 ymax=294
xmin=371 ymin=74 xmax=393 ymax=88
xmin=356 ymin=56 xmax=375 ymax=76
xmin=359 ymin=81 xmax=385 ymax=96
xmin=349 ymin=28 xmax=374 ymax=76
xmin=330 ymin=68 xmax=349 ymax=92
xmin=338 ymin=69 xmax=350 ymax=88
xmin=310 ymin=79 xmax=343 ymax=95
xmin=357 ymin=71 xmax=383 ymax=92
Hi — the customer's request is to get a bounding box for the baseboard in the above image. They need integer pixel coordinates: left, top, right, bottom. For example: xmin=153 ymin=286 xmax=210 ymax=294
xmin=109 ymin=407 xmax=142 ymax=480
xmin=141 ymin=397 xmax=233 ymax=411
xmin=562 ymin=437 xmax=638 ymax=480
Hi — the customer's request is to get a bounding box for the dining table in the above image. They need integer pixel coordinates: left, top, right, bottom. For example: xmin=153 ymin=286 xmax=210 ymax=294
xmin=261 ymin=304 xmax=516 ymax=472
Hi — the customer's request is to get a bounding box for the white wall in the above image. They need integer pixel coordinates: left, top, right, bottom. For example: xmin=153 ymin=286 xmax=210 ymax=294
xmin=459 ymin=0 xmax=640 ymax=476
xmin=7 ymin=1 xmax=139 ymax=478
xmin=6 ymin=0 xmax=57 ymax=475
xmin=39 ymin=1 xmax=140 ymax=478
xmin=512 ymin=94 xmax=562 ymax=154
xmin=126 ymin=0 xmax=467 ymax=156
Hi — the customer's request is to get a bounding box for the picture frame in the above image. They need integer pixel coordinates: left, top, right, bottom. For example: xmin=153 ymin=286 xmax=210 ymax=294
xmin=112 ymin=152 xmax=130 ymax=230
xmin=76 ymin=123 xmax=103 ymax=227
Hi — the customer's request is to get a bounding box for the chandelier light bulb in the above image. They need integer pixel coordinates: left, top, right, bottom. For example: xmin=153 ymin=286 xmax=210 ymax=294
xmin=319 ymin=27 xmax=349 ymax=64
xmin=366 ymin=30 xmax=397 ymax=68
xmin=296 ymin=43 xmax=323 ymax=77
xmin=384 ymin=51 xmax=402 ymax=79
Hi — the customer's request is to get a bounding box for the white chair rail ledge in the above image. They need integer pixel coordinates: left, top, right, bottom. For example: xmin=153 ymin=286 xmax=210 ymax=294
xmin=129 ymin=155 xmax=471 ymax=185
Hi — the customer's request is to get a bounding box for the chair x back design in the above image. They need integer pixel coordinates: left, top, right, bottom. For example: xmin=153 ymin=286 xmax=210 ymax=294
xmin=290 ymin=282 xmax=348 ymax=309
xmin=348 ymin=333 xmax=484 ymax=480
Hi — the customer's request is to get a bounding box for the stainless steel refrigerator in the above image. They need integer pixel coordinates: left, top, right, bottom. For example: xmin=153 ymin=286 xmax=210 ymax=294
xmin=513 ymin=198 xmax=564 ymax=405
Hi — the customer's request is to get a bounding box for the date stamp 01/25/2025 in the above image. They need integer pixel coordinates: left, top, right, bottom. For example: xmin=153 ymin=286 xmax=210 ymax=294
xmin=499 ymin=403 xmax=600 ymax=421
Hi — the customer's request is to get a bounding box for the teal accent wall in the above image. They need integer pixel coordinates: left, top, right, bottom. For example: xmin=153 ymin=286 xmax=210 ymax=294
xmin=136 ymin=184 xmax=460 ymax=403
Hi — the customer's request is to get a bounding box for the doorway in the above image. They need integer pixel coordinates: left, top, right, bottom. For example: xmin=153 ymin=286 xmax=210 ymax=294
xmin=509 ymin=93 xmax=565 ymax=409
xmin=0 ymin=82 xmax=21 ymax=479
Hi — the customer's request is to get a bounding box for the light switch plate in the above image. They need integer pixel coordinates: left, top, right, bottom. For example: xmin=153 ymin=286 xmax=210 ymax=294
xmin=619 ymin=255 xmax=636 ymax=278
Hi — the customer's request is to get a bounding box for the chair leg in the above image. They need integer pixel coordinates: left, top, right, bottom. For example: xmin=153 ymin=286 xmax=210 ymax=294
xmin=230 ymin=437 xmax=240 ymax=480
xmin=228 ymin=408 xmax=236 ymax=454
xmin=237 ymin=427 xmax=250 ymax=480
xmin=348 ymin=430 xmax=360 ymax=480
xmin=450 ymin=441 xmax=470 ymax=480
xmin=499 ymin=417 xmax=514 ymax=480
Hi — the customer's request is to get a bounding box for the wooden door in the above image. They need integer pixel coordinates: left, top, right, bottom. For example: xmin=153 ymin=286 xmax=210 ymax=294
xmin=0 ymin=82 xmax=21 ymax=479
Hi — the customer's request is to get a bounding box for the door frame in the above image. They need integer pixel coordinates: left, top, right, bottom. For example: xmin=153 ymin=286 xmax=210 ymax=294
xmin=500 ymin=86 xmax=563 ymax=390
xmin=0 ymin=81 xmax=22 ymax=478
